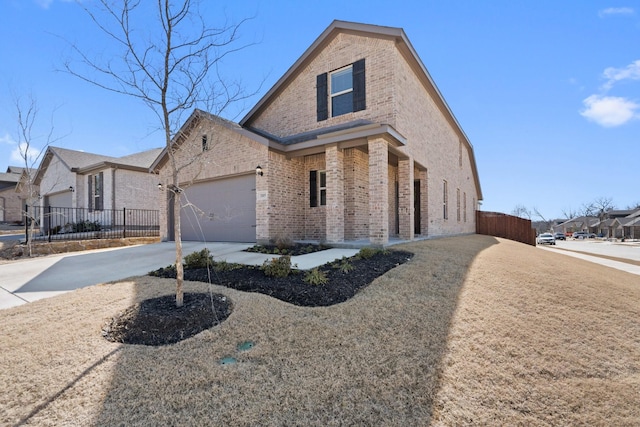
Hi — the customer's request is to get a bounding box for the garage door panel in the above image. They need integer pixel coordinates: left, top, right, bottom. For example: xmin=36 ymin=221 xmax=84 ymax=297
xmin=180 ymin=175 xmax=256 ymax=242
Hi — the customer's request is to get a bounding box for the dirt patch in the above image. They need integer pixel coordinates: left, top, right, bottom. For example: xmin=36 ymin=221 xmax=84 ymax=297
xmin=102 ymin=292 xmax=232 ymax=346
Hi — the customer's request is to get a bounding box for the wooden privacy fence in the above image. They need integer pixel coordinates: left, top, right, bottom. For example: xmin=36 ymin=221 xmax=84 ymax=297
xmin=476 ymin=211 xmax=536 ymax=246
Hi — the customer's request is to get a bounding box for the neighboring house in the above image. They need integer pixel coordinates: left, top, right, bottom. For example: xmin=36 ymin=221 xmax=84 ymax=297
xmin=0 ymin=167 xmax=24 ymax=223
xmin=553 ymin=216 xmax=599 ymax=236
xmin=152 ymin=20 xmax=483 ymax=246
xmin=599 ymin=208 xmax=640 ymax=239
xmin=34 ymin=146 xmax=162 ymax=232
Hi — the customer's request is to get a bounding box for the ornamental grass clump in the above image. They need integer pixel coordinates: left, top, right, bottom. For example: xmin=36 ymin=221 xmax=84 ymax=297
xmin=303 ymin=268 xmax=329 ymax=286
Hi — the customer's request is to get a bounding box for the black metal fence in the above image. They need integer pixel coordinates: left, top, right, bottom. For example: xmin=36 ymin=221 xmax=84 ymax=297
xmin=24 ymin=205 xmax=159 ymax=242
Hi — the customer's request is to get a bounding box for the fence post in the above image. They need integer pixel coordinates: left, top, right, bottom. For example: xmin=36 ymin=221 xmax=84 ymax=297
xmin=123 ymin=207 xmax=126 ymax=239
xmin=47 ymin=205 xmax=52 ymax=243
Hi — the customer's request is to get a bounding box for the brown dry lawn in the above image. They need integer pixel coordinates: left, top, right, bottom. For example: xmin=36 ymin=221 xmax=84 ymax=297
xmin=1 ymin=235 xmax=639 ymax=426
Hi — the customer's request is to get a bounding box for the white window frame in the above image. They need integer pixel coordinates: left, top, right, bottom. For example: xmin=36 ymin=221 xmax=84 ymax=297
xmin=330 ymin=65 xmax=353 ymax=117
xmin=319 ymin=170 xmax=327 ymax=206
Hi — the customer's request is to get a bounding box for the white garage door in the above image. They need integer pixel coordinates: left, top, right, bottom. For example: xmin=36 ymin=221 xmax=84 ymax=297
xmin=180 ymin=175 xmax=256 ymax=242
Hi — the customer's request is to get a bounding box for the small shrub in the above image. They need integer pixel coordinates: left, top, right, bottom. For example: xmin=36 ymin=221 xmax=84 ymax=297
xmin=304 ymin=268 xmax=328 ymax=286
xmin=336 ymin=257 xmax=354 ymax=273
xmin=184 ymin=249 xmax=213 ymax=269
xmin=274 ymin=234 xmax=294 ymax=250
xmin=355 ymin=247 xmax=390 ymax=260
xmin=261 ymin=255 xmax=293 ymax=278
xmin=213 ymin=260 xmax=242 ymax=272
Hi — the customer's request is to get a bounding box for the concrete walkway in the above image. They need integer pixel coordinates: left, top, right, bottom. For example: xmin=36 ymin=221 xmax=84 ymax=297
xmin=0 ymin=242 xmax=358 ymax=310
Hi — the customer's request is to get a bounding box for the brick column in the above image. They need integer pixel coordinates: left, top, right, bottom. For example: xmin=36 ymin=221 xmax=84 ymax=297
xmin=368 ymin=137 xmax=389 ymax=246
xmin=398 ymin=158 xmax=414 ymax=240
xmin=325 ymin=144 xmax=344 ymax=243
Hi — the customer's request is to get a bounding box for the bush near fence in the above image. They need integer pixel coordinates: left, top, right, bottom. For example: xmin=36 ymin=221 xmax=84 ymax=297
xmin=476 ymin=211 xmax=536 ymax=246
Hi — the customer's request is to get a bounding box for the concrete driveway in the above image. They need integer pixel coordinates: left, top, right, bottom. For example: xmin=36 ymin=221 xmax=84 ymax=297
xmin=0 ymin=241 xmax=358 ymax=310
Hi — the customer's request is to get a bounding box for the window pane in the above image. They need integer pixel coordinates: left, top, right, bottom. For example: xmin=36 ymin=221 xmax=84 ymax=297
xmin=332 ymin=92 xmax=353 ymax=117
xmin=319 ymin=171 xmax=326 ymax=187
xmin=320 ymin=189 xmax=326 ymax=206
xmin=331 ymin=67 xmax=352 ymax=94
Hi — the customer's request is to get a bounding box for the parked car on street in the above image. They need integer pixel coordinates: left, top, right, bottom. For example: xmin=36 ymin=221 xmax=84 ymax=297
xmin=537 ymin=233 xmax=556 ymax=245
xmin=572 ymin=231 xmax=588 ymax=239
xmin=553 ymin=232 xmax=566 ymax=241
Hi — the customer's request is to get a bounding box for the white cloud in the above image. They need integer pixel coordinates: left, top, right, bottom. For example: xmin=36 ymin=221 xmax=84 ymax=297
xmin=11 ymin=142 xmax=42 ymax=166
xmin=34 ymin=0 xmax=76 ymax=9
xmin=602 ymin=59 xmax=640 ymax=90
xmin=598 ymin=7 xmax=635 ymax=17
xmin=0 ymin=133 xmax=15 ymax=145
xmin=34 ymin=0 xmax=54 ymax=9
xmin=580 ymin=95 xmax=639 ymax=127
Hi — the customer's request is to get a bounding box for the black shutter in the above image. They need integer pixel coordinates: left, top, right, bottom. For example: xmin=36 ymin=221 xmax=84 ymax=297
xmin=88 ymin=175 xmax=93 ymax=212
xmin=353 ymin=58 xmax=366 ymax=112
xmin=310 ymin=170 xmax=318 ymax=207
xmin=316 ymin=73 xmax=328 ymax=121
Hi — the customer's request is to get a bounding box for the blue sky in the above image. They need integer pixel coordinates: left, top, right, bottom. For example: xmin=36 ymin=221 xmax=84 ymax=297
xmin=1 ymin=0 xmax=639 ymax=220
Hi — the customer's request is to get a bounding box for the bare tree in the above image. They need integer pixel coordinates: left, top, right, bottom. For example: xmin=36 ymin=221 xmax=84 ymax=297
xmin=590 ymin=197 xmax=616 ymax=220
xmin=511 ymin=204 xmax=531 ymax=220
xmin=65 ymin=0 xmax=253 ymax=307
xmin=560 ymin=207 xmax=577 ymax=220
xmin=11 ymin=94 xmax=64 ymax=256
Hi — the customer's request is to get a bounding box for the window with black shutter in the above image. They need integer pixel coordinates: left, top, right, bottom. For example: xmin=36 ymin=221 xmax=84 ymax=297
xmin=316 ymin=58 xmax=366 ymax=120
xmin=309 ymin=170 xmax=327 ymax=207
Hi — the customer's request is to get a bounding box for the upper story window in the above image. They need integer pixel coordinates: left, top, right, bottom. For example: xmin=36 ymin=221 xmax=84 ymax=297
xmin=202 ymin=135 xmax=209 ymax=152
xmin=331 ymin=66 xmax=354 ymax=117
xmin=317 ymin=58 xmax=366 ymax=121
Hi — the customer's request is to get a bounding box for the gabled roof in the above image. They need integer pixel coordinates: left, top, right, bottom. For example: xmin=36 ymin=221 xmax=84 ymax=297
xmin=5 ymin=166 xmax=25 ymax=174
xmin=150 ymin=109 xmax=272 ymax=172
xmin=0 ymin=172 xmax=21 ymax=184
xmin=238 ymin=20 xmax=482 ymax=200
xmin=558 ymin=216 xmax=599 ymax=227
xmin=35 ymin=146 xmax=162 ymax=184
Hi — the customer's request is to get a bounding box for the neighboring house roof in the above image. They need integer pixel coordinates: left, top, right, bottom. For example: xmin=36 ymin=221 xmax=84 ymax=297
xmin=35 ymin=146 xmax=162 ymax=184
xmin=557 ymin=216 xmax=599 ymax=228
xmin=625 ymin=208 xmax=640 ymax=218
xmin=239 ymin=19 xmax=482 ymax=200
xmin=0 ymin=172 xmax=21 ymax=184
xmin=5 ymin=166 xmax=25 ymax=175
xmin=605 ymin=209 xmax=634 ymax=219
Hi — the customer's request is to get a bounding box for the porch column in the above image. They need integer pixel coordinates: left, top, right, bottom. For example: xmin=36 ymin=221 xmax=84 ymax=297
xmin=368 ymin=137 xmax=389 ymax=246
xmin=325 ymin=144 xmax=344 ymax=243
xmin=398 ymin=158 xmax=414 ymax=240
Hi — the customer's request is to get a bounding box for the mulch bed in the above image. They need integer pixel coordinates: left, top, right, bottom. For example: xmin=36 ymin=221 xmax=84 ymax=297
xmin=104 ymin=249 xmax=413 ymax=346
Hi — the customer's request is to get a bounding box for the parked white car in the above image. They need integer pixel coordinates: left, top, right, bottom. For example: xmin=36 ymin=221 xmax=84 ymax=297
xmin=537 ymin=233 xmax=556 ymax=245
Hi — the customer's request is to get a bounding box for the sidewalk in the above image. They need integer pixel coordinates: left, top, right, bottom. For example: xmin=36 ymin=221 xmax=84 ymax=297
xmin=0 ymin=242 xmax=358 ymax=310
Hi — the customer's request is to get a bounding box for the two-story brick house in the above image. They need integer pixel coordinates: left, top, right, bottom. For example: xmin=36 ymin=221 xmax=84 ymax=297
xmin=153 ymin=20 xmax=482 ymax=246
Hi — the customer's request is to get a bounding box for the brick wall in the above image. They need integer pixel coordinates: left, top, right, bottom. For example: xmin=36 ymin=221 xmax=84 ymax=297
xmin=343 ymin=148 xmax=369 ymax=240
